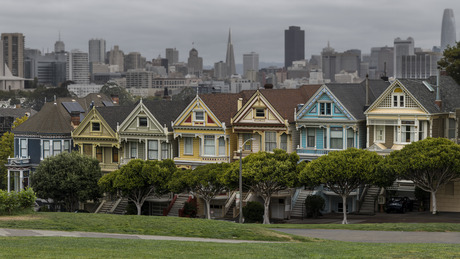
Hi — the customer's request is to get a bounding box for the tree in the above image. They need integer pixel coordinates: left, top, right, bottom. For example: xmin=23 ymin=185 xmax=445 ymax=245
xmin=299 ymin=148 xmax=385 ymax=224
xmin=438 ymin=41 xmax=460 ymax=85
xmin=0 ymin=116 xmax=28 ymax=190
xmin=99 ymin=82 xmax=134 ymax=106
xmin=99 ymin=159 xmax=175 ymax=215
xmin=23 ymin=85 xmax=72 ymax=111
xmin=173 ymin=163 xmax=229 ymax=219
xmin=382 ymin=138 xmax=460 ymax=214
xmin=223 ymin=149 xmax=300 ymax=224
xmin=31 ymin=152 xmax=102 ymax=212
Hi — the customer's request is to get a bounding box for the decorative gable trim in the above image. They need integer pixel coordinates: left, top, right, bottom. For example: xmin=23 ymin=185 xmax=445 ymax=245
xmin=173 ymin=96 xmax=224 ymax=129
xmin=118 ymin=100 xmax=167 ymax=135
xmin=296 ymin=85 xmax=356 ymax=121
xmin=71 ymin=107 xmax=117 ymax=139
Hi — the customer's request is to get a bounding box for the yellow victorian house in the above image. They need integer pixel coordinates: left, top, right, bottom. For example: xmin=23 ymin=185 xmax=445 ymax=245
xmin=72 ymin=105 xmax=134 ymax=173
xmin=173 ymin=93 xmax=241 ymax=169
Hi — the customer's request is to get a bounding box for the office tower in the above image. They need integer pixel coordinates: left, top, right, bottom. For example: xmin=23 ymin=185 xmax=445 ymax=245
xmin=441 ymin=9 xmax=457 ymax=51
xmin=284 ymin=26 xmax=305 ymax=68
xmin=321 ymin=42 xmax=336 ymax=81
xmin=108 ymin=45 xmax=124 ymax=72
xmin=400 ymin=50 xmax=442 ymax=79
xmin=187 ymin=48 xmax=203 ymax=77
xmin=225 ymin=29 xmax=236 ymax=76
xmin=214 ymin=61 xmax=227 ymax=80
xmin=54 ymin=36 xmax=65 ymax=53
xmin=88 ymin=38 xmax=106 ymax=63
xmin=1 ymin=33 xmax=25 ymax=77
xmin=394 ymin=37 xmax=414 ymax=78
xmin=125 ymin=52 xmax=142 ymax=71
xmin=243 ymin=52 xmax=259 ymax=79
xmin=340 ymin=49 xmax=361 ymax=75
xmin=166 ymin=48 xmax=179 ymax=65
xmin=66 ymin=49 xmax=89 ymax=84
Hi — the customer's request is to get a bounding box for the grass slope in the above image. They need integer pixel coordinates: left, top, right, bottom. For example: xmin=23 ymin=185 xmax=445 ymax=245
xmin=0 ymin=213 xmax=304 ymax=242
xmin=267 ymin=223 xmax=460 ymax=232
xmin=1 ymin=236 xmax=460 ymax=258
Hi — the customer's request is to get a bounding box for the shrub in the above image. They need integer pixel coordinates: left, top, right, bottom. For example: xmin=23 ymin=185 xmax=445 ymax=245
xmin=305 ymin=195 xmax=325 ymax=218
xmin=183 ymin=201 xmax=197 ymax=218
xmin=0 ymin=190 xmax=20 ymax=214
xmin=243 ymin=201 xmax=264 ymax=223
xmin=18 ymin=188 xmax=36 ymax=209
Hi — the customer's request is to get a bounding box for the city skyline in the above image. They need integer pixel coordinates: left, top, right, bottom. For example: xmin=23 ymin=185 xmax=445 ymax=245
xmin=1 ymin=1 xmax=459 ymax=66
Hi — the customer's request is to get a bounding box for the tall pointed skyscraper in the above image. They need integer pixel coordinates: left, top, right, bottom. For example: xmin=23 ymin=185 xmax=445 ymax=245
xmin=441 ymin=8 xmax=457 ymax=51
xmin=225 ymin=29 xmax=236 ymax=76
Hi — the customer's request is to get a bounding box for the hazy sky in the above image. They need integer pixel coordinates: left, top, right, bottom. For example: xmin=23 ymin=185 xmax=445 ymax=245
xmin=1 ymin=0 xmax=459 ymax=66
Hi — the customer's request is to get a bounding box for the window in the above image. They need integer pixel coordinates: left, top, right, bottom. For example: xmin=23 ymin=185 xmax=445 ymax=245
xmin=265 ymin=132 xmax=277 ymax=152
xmin=375 ymin=125 xmax=385 ymax=142
xmin=347 ymin=128 xmax=354 ymax=148
xmin=307 ymin=128 xmax=315 ymax=148
xmin=204 ymin=135 xmax=215 ymax=156
xmin=394 ymin=126 xmax=400 ymax=143
xmin=392 ymin=89 xmax=405 ymax=108
xmin=130 ymin=142 xmax=137 ymax=158
xmin=92 ymin=122 xmax=101 ymax=131
xmin=43 ymin=140 xmax=50 ymax=158
xmin=255 ymin=108 xmax=265 ymax=118
xmin=330 ymin=127 xmax=343 ymax=149
xmin=20 ymin=139 xmax=27 ymax=158
xmin=64 ymin=140 xmax=70 ymax=152
xmin=194 ymin=111 xmax=204 ymax=121
xmin=161 ymin=142 xmax=168 ymax=159
xmin=280 ymin=134 xmax=287 ymax=151
xmin=448 ymin=118 xmax=456 ymax=139
xmin=184 ymin=137 xmax=193 ymax=155
xmin=402 ymin=125 xmax=416 ymax=143
xmin=83 ymin=144 xmax=92 ymax=156
xmin=218 ymin=137 xmax=226 ymax=156
xmin=148 ymin=140 xmax=158 ymax=160
xmin=243 ymin=133 xmax=252 ymax=150
xmin=53 ymin=140 xmax=62 ymax=155
xmin=96 ymin=146 xmax=103 ymax=162
xmin=112 ymin=148 xmax=119 ymax=163
xmin=139 ymin=117 xmax=148 ymax=127
xmin=319 ymin=103 xmax=331 ymax=115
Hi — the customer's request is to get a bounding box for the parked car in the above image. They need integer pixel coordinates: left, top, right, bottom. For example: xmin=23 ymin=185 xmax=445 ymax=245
xmin=386 ymin=197 xmax=413 ymax=213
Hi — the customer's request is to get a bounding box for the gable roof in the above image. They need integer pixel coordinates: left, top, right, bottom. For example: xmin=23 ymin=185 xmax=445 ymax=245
xmin=96 ymin=105 xmax=135 ymax=131
xmin=142 ymin=99 xmax=192 ymax=130
xmin=199 ymin=93 xmax=242 ymax=125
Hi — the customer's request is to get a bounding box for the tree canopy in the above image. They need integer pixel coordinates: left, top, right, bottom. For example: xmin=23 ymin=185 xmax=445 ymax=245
xmin=31 ymin=152 xmax=102 ymax=212
xmin=99 ymin=159 xmax=175 ymax=215
xmin=99 ymin=82 xmax=134 ymax=106
xmin=382 ymin=138 xmax=460 ymax=214
xmin=223 ymin=149 xmax=300 ymax=224
xmin=299 ymin=148 xmax=385 ymax=224
xmin=438 ymin=41 xmax=460 ymax=85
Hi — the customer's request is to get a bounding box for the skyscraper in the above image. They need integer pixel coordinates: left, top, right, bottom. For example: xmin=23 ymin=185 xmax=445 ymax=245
xmin=67 ymin=50 xmax=89 ymax=84
xmin=243 ymin=52 xmax=259 ymax=80
xmin=108 ymin=45 xmax=124 ymax=72
xmin=1 ymin=33 xmax=25 ymax=77
xmin=225 ymin=29 xmax=236 ymax=76
xmin=284 ymin=26 xmax=305 ymax=68
xmin=441 ymin=9 xmax=457 ymax=51
xmin=394 ymin=37 xmax=414 ymax=78
xmin=187 ymin=48 xmax=203 ymax=77
xmin=166 ymin=48 xmax=179 ymax=65
xmin=88 ymin=38 xmax=106 ymax=63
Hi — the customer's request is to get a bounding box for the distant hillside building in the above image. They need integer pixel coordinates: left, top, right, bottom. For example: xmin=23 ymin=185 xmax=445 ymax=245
xmin=67 ymin=50 xmax=90 ymax=84
xmin=1 ymin=33 xmax=25 ymax=77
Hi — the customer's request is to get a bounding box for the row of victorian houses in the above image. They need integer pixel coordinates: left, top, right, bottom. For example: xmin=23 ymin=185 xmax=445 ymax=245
xmin=6 ymin=74 xmax=460 ymax=219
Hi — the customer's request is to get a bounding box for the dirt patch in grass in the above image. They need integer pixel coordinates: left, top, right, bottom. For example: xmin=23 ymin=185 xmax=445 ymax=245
xmin=0 ymin=215 xmax=42 ymax=221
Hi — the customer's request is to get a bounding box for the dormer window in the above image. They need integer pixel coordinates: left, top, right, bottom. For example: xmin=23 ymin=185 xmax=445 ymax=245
xmin=255 ymin=108 xmax=265 ymax=118
xmin=139 ymin=117 xmax=148 ymax=127
xmin=319 ymin=103 xmax=331 ymax=116
xmin=392 ymin=88 xmax=405 ymax=108
xmin=194 ymin=111 xmax=204 ymax=121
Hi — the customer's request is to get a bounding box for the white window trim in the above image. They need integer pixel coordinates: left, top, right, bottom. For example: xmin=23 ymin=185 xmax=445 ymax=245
xmin=392 ymin=93 xmax=405 ymax=108
xmin=130 ymin=142 xmax=138 ymax=158
xmin=194 ymin=110 xmax=204 ymax=122
xmin=20 ymin=139 xmax=28 ymax=158
xmin=375 ymin=125 xmax=385 ymax=143
xmin=203 ymin=135 xmax=216 ymax=156
xmin=319 ymin=102 xmax=332 ymax=116
xmin=138 ymin=117 xmax=148 ymax=127
xmin=184 ymin=137 xmax=193 ymax=155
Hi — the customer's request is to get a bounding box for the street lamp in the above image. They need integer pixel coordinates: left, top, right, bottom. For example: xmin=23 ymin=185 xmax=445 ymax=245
xmin=239 ymin=138 xmax=254 ymax=223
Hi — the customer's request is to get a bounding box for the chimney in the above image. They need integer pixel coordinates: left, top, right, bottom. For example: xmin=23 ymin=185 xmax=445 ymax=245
xmin=365 ymin=74 xmax=370 ymax=107
xmin=264 ymin=84 xmax=274 ymax=89
xmin=15 ymin=104 xmax=21 ymax=109
xmin=237 ymin=98 xmax=243 ymax=111
xmin=435 ymin=69 xmax=442 ymax=109
xmin=111 ymin=94 xmax=119 ymax=105
xmin=71 ymin=111 xmax=81 ymax=127
xmin=163 ymin=87 xmax=171 ymax=100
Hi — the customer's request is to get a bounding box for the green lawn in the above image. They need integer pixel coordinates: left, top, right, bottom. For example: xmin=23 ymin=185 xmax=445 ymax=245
xmin=1 ymin=236 xmax=460 ymax=258
xmin=0 ymin=213 xmax=305 ymax=242
xmin=267 ymin=222 xmax=460 ymax=232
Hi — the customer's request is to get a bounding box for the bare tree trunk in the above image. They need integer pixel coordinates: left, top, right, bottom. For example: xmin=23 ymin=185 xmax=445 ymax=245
xmin=136 ymin=202 xmax=142 ymax=215
xmin=431 ymin=191 xmax=437 ymax=215
xmin=205 ymin=199 xmax=211 ymax=219
xmin=263 ymin=196 xmax=271 ymax=224
xmin=342 ymin=195 xmax=348 ymax=224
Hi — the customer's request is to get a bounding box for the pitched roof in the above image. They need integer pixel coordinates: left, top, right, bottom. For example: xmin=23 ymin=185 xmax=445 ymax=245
xmin=96 ymin=105 xmax=135 ymax=131
xmin=398 ymin=76 xmax=460 ymax=113
xmin=199 ymin=93 xmax=242 ymax=125
xmin=0 ymin=107 xmax=37 ymax=118
xmin=13 ymin=93 xmax=114 ymax=135
xmin=326 ymin=79 xmax=390 ymax=120
xmin=143 ymin=99 xmax=192 ymax=130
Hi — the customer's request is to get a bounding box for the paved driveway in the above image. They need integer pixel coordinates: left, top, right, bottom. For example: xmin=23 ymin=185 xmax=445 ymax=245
xmin=273 ymin=228 xmax=460 ymax=243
